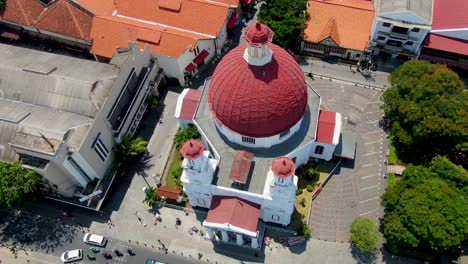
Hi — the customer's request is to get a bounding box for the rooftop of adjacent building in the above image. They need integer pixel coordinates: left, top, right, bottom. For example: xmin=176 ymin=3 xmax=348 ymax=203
xmin=0 ymin=43 xmax=120 ymax=160
xmin=303 ymin=0 xmax=375 ymax=51
xmin=377 ymin=0 xmax=433 ymax=25
xmin=432 ymin=0 xmax=468 ymax=30
xmin=194 ymin=77 xmax=320 ymax=195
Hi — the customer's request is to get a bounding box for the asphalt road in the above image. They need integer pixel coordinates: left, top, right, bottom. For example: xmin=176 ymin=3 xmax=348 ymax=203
xmin=0 ymin=209 xmax=202 ymax=264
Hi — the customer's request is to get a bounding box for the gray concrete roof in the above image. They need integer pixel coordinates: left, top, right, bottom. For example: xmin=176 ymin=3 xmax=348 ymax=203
xmin=379 ymin=0 xmax=433 ymax=24
xmin=0 ymin=44 xmax=119 ymax=160
xmin=195 ymin=78 xmax=320 ymax=195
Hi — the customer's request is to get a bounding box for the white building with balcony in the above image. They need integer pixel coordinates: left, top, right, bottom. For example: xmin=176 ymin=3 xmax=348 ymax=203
xmin=370 ymin=0 xmax=434 ymax=59
xmin=0 ymin=43 xmax=164 ymax=202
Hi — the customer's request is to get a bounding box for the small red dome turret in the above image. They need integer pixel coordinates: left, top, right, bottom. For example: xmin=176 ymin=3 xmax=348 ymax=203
xmin=180 ymin=139 xmax=205 ymax=160
xmin=271 ymin=157 xmax=295 ymax=178
xmin=244 ymin=21 xmax=274 ymax=46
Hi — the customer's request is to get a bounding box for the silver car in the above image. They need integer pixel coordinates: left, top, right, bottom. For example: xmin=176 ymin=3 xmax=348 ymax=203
xmin=83 ymin=233 xmax=107 ymax=246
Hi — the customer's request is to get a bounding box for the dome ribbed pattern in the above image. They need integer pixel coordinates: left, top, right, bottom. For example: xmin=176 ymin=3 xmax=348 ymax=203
xmin=208 ymin=43 xmax=308 ymax=137
xmin=245 ymin=21 xmax=273 ymax=45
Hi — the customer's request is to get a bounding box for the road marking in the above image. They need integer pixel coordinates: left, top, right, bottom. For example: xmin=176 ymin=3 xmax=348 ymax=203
xmin=361 ymin=185 xmax=379 ymax=191
xmin=363 ymin=151 xmax=380 ymax=156
xmin=361 ymin=174 xmax=378 ymax=179
xmin=366 ymin=111 xmax=382 ymax=114
xmin=362 ymin=163 xmax=375 ymax=167
xmin=367 ymin=101 xmax=383 ymax=104
xmin=360 ymin=209 xmax=379 ymax=216
xmin=360 ymin=197 xmax=379 ymax=203
xmin=350 ymin=103 xmax=364 ymax=112
xmin=365 ymin=140 xmax=380 ymax=145
xmin=365 ymin=130 xmax=381 ymax=134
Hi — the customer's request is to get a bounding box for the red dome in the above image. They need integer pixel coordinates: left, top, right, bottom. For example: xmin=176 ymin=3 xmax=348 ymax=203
xmin=180 ymin=139 xmax=204 ymax=160
xmin=271 ymin=157 xmax=295 ymax=178
xmin=245 ymin=21 xmax=273 ymax=45
xmin=208 ymin=43 xmax=308 ymax=137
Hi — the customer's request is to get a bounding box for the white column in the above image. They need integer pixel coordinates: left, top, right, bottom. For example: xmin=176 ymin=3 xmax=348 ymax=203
xmin=206 ymin=228 xmax=214 ymax=240
xmin=236 ymin=234 xmax=244 ymax=245
xmin=221 ymin=230 xmax=229 ymax=242
xmin=251 ymin=237 xmax=258 ymax=248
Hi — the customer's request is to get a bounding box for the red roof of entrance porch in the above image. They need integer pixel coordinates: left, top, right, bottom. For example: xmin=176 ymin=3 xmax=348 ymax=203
xmin=204 ymin=196 xmax=260 ymax=236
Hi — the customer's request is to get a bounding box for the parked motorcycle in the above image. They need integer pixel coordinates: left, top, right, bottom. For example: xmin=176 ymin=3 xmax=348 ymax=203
xmin=114 ymin=249 xmax=123 ymax=256
xmin=103 ymin=252 xmax=112 ymax=259
xmin=127 ymin=249 xmax=135 ymax=256
xmin=87 ymin=254 xmax=96 ymax=261
xmin=90 ymin=246 xmax=99 ymax=253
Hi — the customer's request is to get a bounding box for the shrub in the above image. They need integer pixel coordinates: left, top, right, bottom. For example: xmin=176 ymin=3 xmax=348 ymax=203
xmin=350 ymin=217 xmax=380 ymax=253
xmin=174 ymin=126 xmax=201 ymax=150
xmin=297 ymin=221 xmax=311 ymax=238
xmin=306 ymin=184 xmax=314 ymax=192
xmin=300 ymin=197 xmax=306 ymax=207
xmin=296 ymin=188 xmax=303 ymax=196
xmin=144 ymin=187 xmax=159 ymax=207
xmin=0 ymin=0 xmax=4 ymax=11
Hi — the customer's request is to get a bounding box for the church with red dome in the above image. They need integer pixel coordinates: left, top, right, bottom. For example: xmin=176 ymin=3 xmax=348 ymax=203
xmin=175 ymin=22 xmax=344 ymax=249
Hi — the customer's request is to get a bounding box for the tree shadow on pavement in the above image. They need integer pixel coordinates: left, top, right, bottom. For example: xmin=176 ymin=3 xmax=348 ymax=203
xmin=350 ymin=244 xmax=378 ymax=264
xmin=0 ymin=211 xmax=80 ymax=254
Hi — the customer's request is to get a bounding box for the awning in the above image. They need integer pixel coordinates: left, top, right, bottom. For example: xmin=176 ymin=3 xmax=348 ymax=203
xmin=227 ymin=12 xmax=239 ymax=29
xmin=203 ymin=196 xmax=260 ymax=237
xmin=242 ymin=0 xmax=252 ymax=4
xmin=0 ymin=31 xmax=20 ymax=40
xmin=334 ymin=130 xmax=357 ymax=160
xmin=185 ymin=62 xmax=196 ymax=72
xmin=158 ymin=186 xmax=180 ymax=200
xmin=193 ymin=49 xmax=209 ymax=65
xmin=229 ymin=150 xmax=254 ymax=184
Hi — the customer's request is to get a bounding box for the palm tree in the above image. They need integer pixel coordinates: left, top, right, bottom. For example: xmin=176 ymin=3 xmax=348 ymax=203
xmin=114 ymin=136 xmax=148 ymax=163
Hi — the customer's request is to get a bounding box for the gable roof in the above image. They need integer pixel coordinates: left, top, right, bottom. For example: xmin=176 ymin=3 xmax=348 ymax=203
xmin=0 ymin=0 xmax=45 ymax=25
xmin=303 ymin=0 xmax=374 ymax=51
xmin=91 ymin=15 xmax=206 ymax=58
xmin=378 ymin=0 xmax=433 ymax=25
xmin=115 ymin=0 xmax=230 ymax=37
xmin=33 ymin=0 xmax=93 ymax=41
xmin=432 ymin=0 xmax=468 ymax=30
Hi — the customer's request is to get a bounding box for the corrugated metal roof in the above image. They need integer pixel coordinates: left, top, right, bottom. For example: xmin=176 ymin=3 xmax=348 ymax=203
xmin=379 ymin=0 xmax=433 ymax=24
xmin=0 ymin=44 xmax=118 ymax=117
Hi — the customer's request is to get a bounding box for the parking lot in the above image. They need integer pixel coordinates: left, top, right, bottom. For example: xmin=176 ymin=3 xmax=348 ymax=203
xmin=308 ymin=76 xmax=388 ymax=242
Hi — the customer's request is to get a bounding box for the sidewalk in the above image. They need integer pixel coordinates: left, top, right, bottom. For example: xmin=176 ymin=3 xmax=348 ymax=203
xmin=300 ymin=57 xmax=391 ymax=90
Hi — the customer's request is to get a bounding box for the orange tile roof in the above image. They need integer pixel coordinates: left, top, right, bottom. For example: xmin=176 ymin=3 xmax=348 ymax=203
xmin=91 ymin=15 xmax=207 ymax=58
xmin=73 ymin=0 xmax=115 ymax=15
xmin=33 ymin=0 xmax=93 ymax=41
xmin=158 ymin=0 xmax=182 ymax=12
xmin=115 ymin=0 xmax=230 ymax=37
xmin=0 ymin=0 xmax=45 ymax=25
xmin=303 ymin=0 xmax=374 ymax=51
xmin=208 ymin=0 xmax=238 ymax=7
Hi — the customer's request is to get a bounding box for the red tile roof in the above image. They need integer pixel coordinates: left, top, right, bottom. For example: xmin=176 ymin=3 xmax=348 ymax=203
xmin=115 ymin=0 xmax=230 ymax=37
xmin=271 ymin=157 xmax=295 ymax=178
xmin=73 ymin=0 xmax=115 ymax=15
xmin=206 ymin=196 xmax=260 ymax=233
xmin=229 ymin=150 xmax=254 ymax=184
xmin=180 ymin=89 xmax=202 ymax=120
xmin=90 ymin=15 xmax=204 ymax=58
xmin=158 ymin=186 xmax=180 ymax=200
xmin=303 ymin=0 xmax=374 ymax=51
xmin=424 ymin=33 xmax=468 ymax=56
xmin=180 ymin=139 xmax=205 ymax=160
xmin=33 ymin=0 xmax=93 ymax=41
xmin=432 ymin=0 xmax=468 ymax=30
xmin=316 ymin=110 xmax=336 ymax=144
xmin=158 ymin=0 xmax=182 ymax=12
xmin=0 ymin=0 xmax=45 ymax=25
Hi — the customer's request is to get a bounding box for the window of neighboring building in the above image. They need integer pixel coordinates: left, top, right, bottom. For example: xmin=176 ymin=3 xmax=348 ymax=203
xmin=194 ymin=46 xmax=200 ymax=56
xmin=314 ymin=145 xmax=324 ymax=155
xmin=377 ymin=36 xmax=386 ymax=41
xmin=405 ymin=41 xmax=414 ymax=46
xmin=279 ymin=129 xmax=290 ymax=139
xmin=355 ymin=54 xmax=361 ymax=58
xmin=92 ymin=133 xmax=110 ymax=162
xmin=68 ymin=157 xmax=92 ymax=182
xmin=272 ymin=215 xmax=280 ymax=221
xmin=278 ymin=178 xmax=284 ymax=184
xmin=411 ymin=28 xmax=420 ymax=33
xmin=242 ymin=136 xmax=255 ymax=144
xmin=382 ymin=22 xmax=391 ymax=27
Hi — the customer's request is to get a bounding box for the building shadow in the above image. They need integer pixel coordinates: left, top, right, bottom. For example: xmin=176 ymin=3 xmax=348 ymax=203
xmin=212 ymin=242 xmax=265 ymax=263
xmin=350 ymin=244 xmax=379 ymax=264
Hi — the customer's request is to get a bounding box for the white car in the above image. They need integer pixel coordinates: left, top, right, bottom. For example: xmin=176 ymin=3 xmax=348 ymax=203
xmin=83 ymin=233 xmax=107 ymax=246
xmin=60 ymin=249 xmax=82 ymax=263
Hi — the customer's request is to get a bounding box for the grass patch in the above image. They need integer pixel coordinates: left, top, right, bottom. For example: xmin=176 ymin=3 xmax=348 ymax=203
xmin=165 ymin=149 xmax=183 ymax=189
xmin=295 ymin=188 xmax=313 ymax=222
xmin=389 ymin=136 xmax=399 ymax=164
xmin=388 ymin=173 xmax=395 ymax=187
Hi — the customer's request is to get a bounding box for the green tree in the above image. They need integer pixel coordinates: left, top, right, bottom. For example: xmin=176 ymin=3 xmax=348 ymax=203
xmin=350 ymin=217 xmax=380 ymax=253
xmin=146 ymin=96 xmax=160 ymax=111
xmin=258 ymin=0 xmax=308 ymax=50
xmin=382 ymin=158 xmax=468 ymax=255
xmin=114 ymin=136 xmax=148 ymax=163
xmin=0 ymin=161 xmax=41 ymax=208
xmin=383 ymin=61 xmax=468 ymax=165
xmin=174 ymin=126 xmax=200 ymax=150
xmin=144 ymin=187 xmax=159 ymax=207
xmin=0 ymin=0 xmax=5 ymax=11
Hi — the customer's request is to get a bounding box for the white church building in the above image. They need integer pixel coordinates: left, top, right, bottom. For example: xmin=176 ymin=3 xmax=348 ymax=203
xmin=175 ymin=22 xmax=344 ymax=248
